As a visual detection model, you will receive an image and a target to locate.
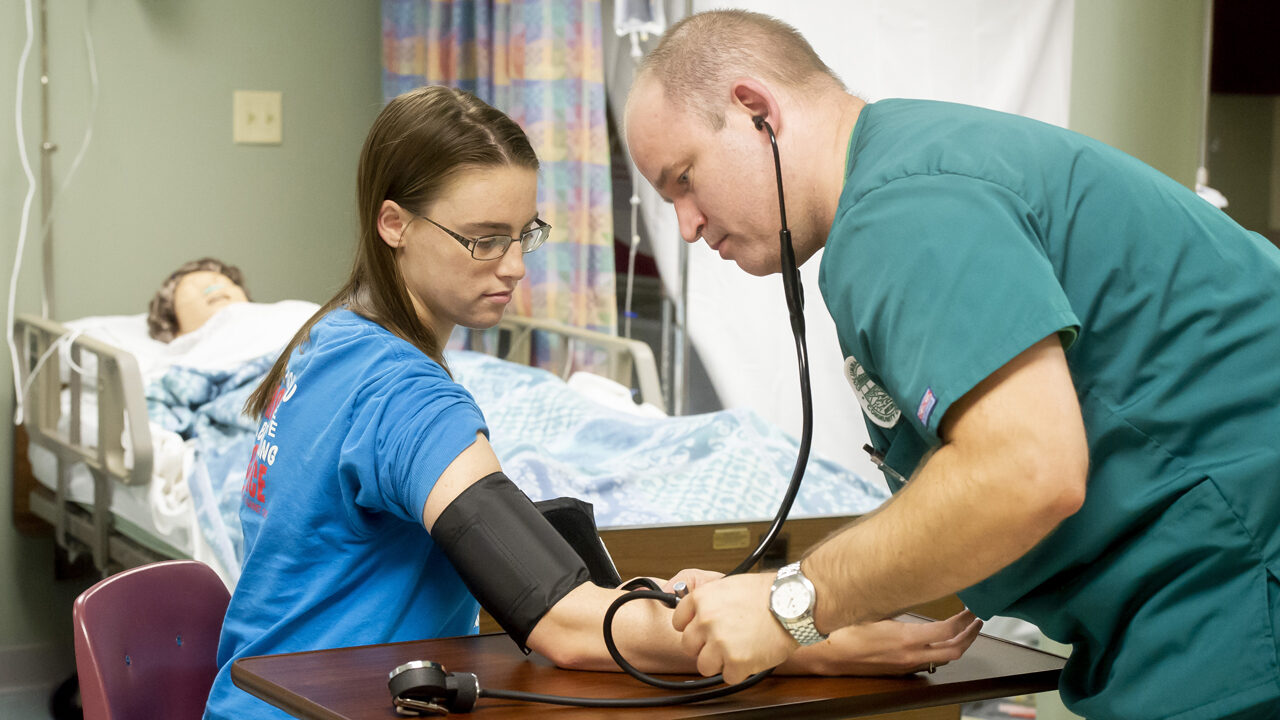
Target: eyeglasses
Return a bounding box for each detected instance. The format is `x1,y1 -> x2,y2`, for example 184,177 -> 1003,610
412,213 -> 551,261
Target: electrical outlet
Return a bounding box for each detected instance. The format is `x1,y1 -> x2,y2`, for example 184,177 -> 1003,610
233,90 -> 283,145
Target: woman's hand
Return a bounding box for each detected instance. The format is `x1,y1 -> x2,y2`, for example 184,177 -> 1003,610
785,610 -> 983,676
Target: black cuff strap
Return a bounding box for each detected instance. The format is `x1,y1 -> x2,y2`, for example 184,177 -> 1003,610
431,471 -> 591,652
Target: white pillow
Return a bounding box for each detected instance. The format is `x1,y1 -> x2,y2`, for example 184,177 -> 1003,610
159,300 -> 320,374
566,371 -> 666,418
60,313 -> 169,383
61,300 -> 320,383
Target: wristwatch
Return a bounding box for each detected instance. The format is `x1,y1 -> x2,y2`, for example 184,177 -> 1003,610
769,562 -> 828,646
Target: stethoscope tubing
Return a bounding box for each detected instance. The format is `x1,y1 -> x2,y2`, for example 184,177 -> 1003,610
595,115 -> 811,701
412,116 -> 813,712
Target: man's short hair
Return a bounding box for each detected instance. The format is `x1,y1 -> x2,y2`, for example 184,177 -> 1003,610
634,9 -> 844,130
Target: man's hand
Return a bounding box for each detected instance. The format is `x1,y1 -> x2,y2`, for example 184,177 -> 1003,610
618,568 -> 725,594
661,568 -> 725,594
671,572 -> 793,683
788,611 -> 982,676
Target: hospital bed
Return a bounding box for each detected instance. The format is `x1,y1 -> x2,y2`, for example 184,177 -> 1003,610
13,305 -> 953,617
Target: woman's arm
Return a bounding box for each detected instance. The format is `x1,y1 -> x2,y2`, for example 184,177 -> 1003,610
421,432 -> 503,530
422,434 -> 693,671
424,434 -> 981,675
526,577 -> 981,675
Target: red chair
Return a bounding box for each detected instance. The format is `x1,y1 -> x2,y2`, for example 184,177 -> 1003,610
73,560 -> 230,720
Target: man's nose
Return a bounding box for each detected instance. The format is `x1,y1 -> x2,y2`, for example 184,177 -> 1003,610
674,196 -> 706,244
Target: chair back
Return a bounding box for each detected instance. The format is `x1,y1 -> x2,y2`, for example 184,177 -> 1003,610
73,560 -> 230,720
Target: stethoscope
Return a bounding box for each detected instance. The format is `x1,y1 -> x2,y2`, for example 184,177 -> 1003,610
388,115 -> 813,715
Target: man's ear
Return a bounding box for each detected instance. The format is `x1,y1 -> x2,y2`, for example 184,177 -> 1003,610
729,77 -> 782,135
377,200 -> 408,248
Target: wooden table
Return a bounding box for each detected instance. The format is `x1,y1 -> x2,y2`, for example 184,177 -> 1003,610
232,629 -> 1064,719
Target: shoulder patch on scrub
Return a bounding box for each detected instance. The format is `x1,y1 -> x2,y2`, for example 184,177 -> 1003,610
843,355 -> 902,428
917,387 -> 937,427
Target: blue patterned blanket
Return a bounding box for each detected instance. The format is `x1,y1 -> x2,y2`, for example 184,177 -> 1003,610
146,355 -> 276,581
144,350 -> 889,581
449,352 -> 888,526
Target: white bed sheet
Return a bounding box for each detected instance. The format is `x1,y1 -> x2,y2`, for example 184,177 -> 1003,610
27,438 -> 207,569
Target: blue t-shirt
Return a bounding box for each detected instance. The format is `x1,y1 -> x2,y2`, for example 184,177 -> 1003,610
821,99 -> 1280,719
204,309 -> 487,720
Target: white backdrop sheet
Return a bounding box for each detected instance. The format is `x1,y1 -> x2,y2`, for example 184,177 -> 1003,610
604,1 -> 1074,485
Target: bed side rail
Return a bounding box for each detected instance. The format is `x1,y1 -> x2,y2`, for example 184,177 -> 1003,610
15,311 -> 157,568
14,313 -> 155,571
495,316 -> 665,413
15,313 -> 153,484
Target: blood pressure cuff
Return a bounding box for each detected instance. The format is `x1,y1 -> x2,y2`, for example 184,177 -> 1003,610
431,471 -> 592,652
533,496 -> 622,589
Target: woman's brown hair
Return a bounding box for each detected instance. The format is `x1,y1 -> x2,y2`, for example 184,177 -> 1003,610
245,86 -> 539,419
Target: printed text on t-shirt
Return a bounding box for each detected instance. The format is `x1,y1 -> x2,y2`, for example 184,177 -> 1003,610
242,370 -> 298,515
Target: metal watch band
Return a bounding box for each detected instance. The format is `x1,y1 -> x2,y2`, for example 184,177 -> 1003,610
784,617 -> 827,646
777,562 -> 802,580
773,562 -> 827,646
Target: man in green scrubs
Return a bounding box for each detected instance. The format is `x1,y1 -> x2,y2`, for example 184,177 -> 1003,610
625,10 -> 1280,720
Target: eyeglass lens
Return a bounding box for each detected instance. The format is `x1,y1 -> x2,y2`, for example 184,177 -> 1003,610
471,224 -> 548,260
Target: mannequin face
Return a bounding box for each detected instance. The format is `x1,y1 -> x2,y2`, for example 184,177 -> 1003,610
172,270 -> 248,337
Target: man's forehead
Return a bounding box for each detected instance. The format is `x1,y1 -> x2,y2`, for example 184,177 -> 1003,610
625,77 -> 693,135
626,85 -> 691,175
625,74 -> 667,115
629,74 -> 725,126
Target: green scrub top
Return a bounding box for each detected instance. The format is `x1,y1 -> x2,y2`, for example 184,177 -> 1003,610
820,99 -> 1280,720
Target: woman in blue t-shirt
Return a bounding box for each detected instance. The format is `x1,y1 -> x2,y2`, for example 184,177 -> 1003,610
203,85 -> 981,719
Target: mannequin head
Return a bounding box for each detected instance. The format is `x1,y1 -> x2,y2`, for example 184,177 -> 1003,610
147,258 -> 250,342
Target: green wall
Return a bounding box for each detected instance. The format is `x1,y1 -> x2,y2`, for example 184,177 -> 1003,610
1069,0 -> 1208,186
1207,94 -> 1278,241
1,0 -> 73,681
1,0 -> 381,684
43,1 -> 384,316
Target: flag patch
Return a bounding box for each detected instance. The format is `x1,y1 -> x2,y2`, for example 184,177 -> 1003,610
917,387 -> 937,426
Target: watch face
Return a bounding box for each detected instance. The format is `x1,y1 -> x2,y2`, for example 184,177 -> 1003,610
771,579 -> 811,620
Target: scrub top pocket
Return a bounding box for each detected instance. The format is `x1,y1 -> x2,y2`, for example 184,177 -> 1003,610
1061,476 -> 1280,720
869,422 -> 933,492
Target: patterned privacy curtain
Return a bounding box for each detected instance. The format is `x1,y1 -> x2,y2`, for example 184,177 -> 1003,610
382,0 -> 617,338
